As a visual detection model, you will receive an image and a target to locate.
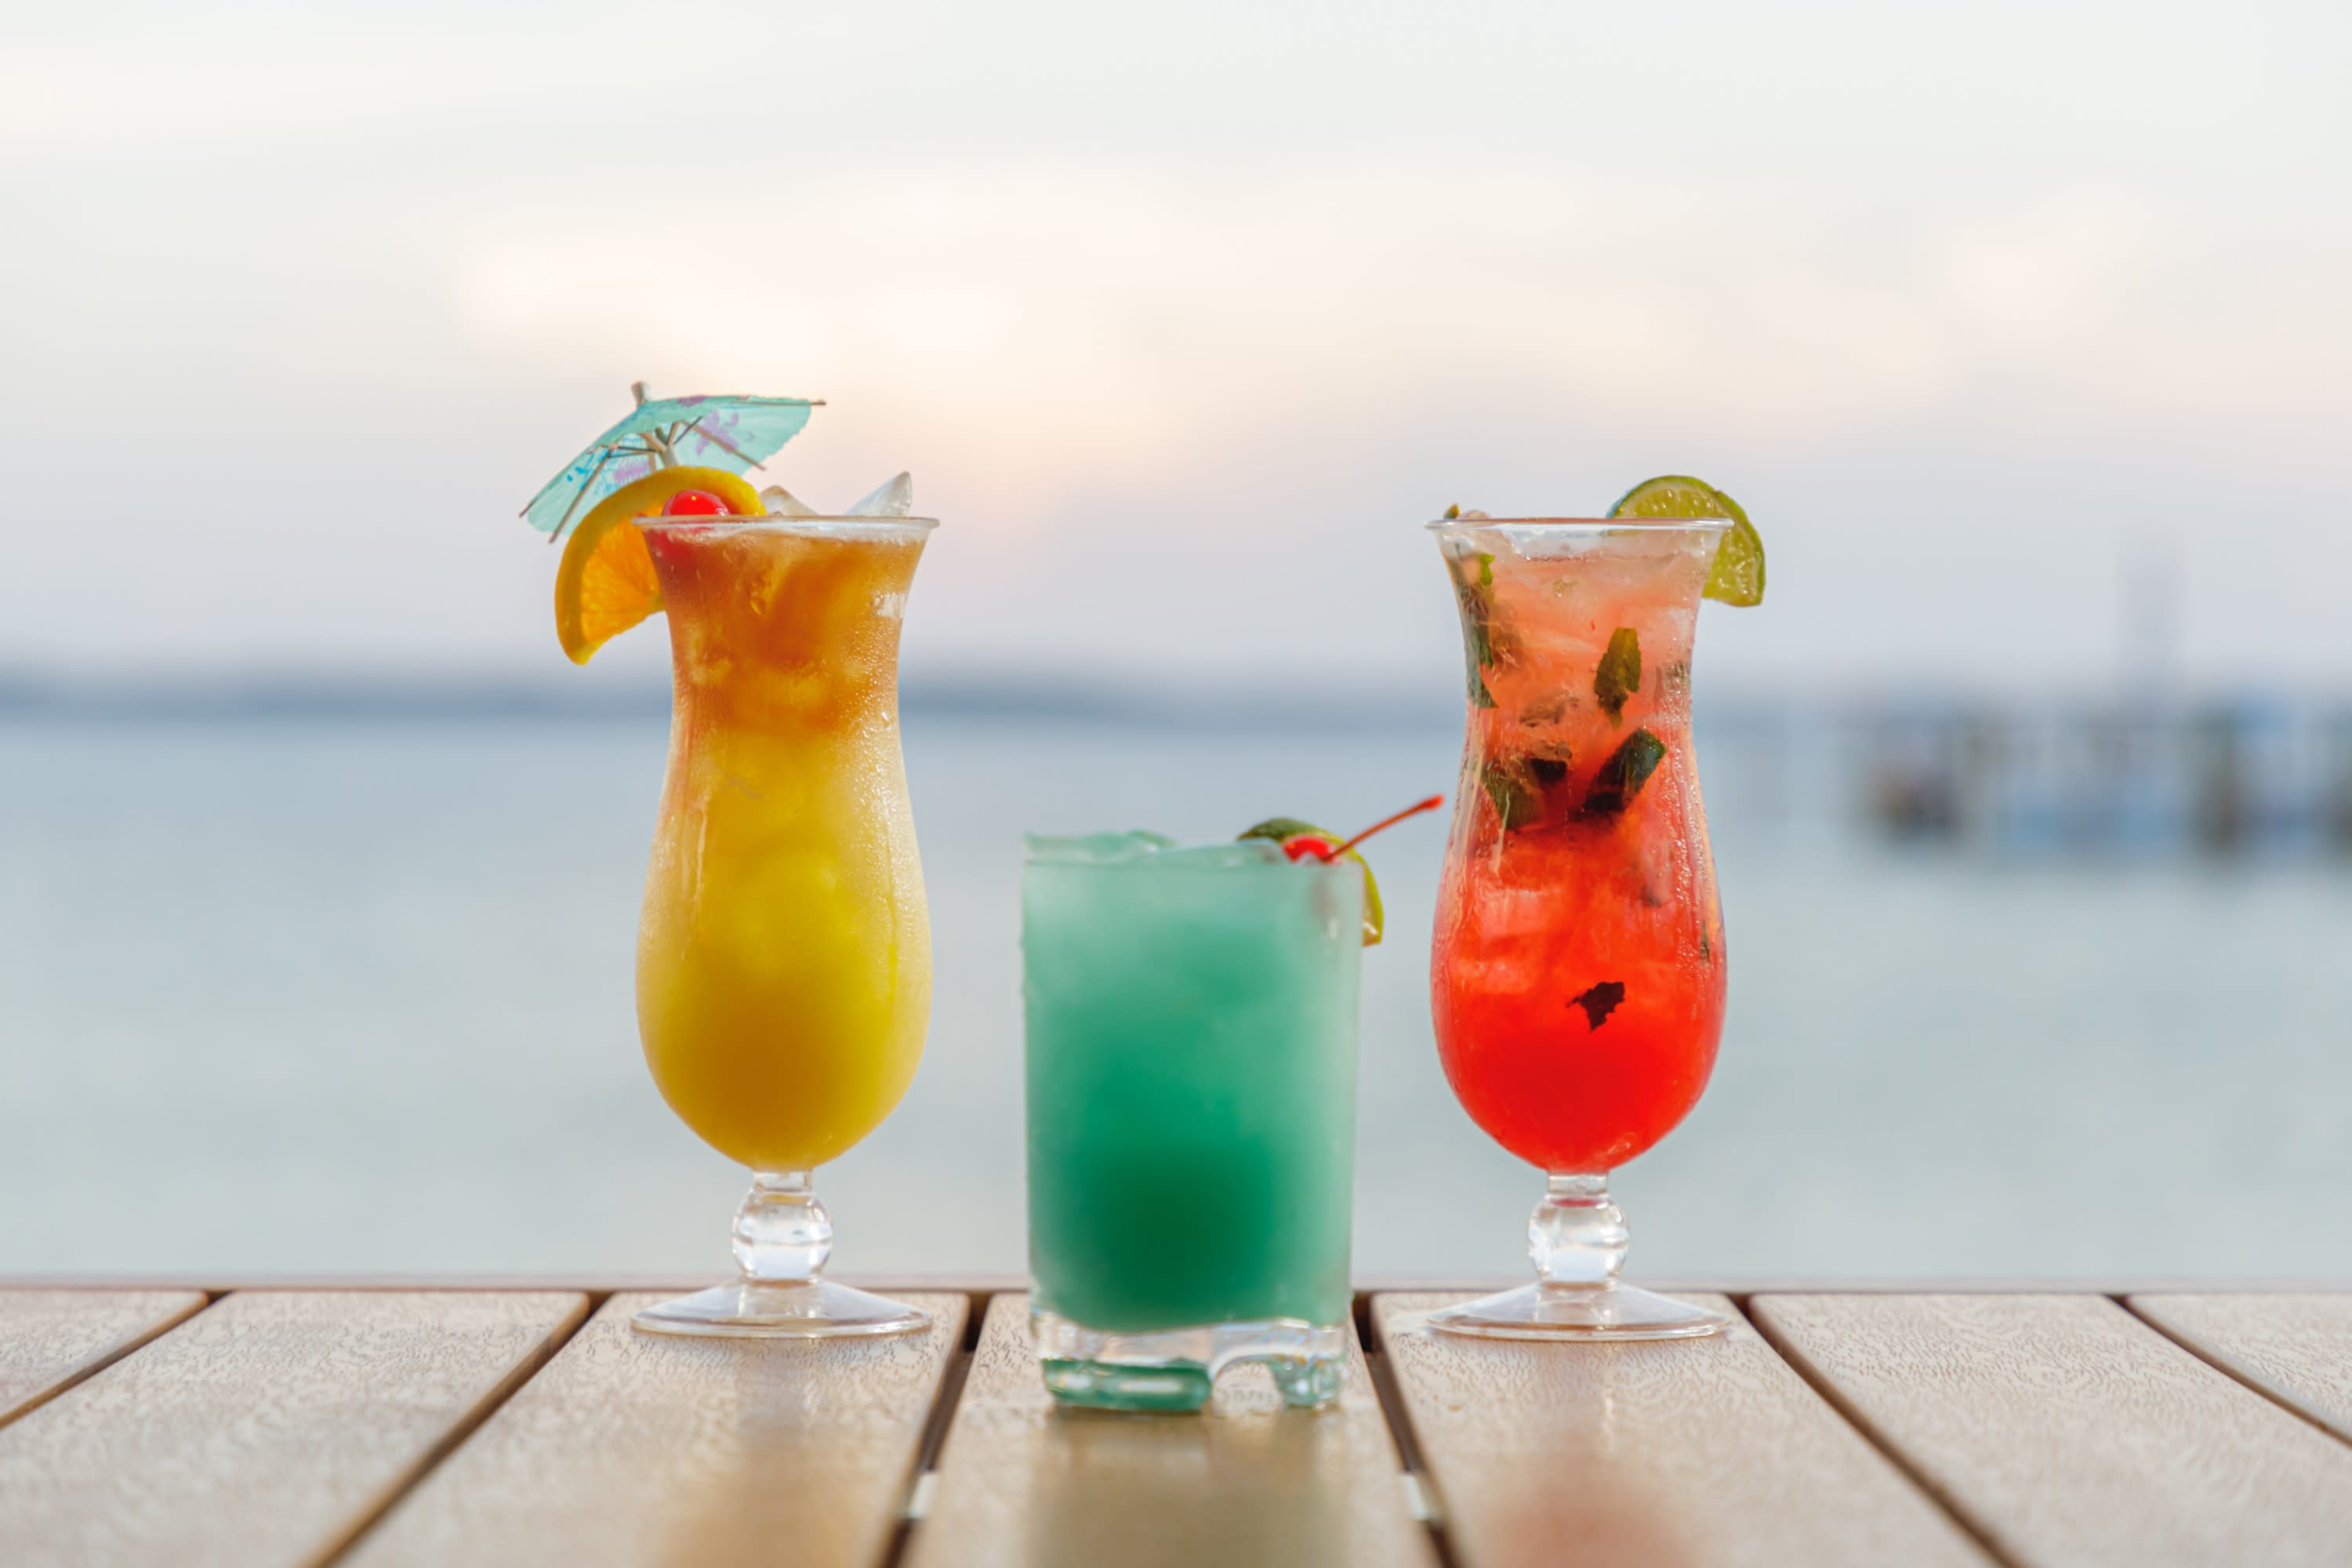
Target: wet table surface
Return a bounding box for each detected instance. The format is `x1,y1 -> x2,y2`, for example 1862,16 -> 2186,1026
2,1282 -> 2349,1566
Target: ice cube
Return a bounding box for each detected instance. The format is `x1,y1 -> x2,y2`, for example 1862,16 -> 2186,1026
1149,840 -> 1287,869
1025,831 -> 1179,865
761,485 -> 818,517
846,472 -> 913,517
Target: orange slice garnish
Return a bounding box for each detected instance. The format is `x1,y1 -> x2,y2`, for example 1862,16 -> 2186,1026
554,466 -> 763,663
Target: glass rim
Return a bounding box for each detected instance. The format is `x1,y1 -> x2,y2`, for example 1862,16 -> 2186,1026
633,515 -> 939,535
1425,516 -> 1730,535
1022,838 -> 1362,874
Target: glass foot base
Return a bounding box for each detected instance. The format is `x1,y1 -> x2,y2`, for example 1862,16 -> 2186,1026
1428,1281 -> 1729,1341
632,1279 -> 931,1339
1030,1306 -> 1346,1411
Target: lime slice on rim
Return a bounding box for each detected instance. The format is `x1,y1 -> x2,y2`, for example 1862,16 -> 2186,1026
1236,817 -> 1386,947
1608,475 -> 1766,607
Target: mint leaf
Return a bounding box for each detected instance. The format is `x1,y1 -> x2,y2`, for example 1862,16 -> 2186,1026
1461,612 -> 1497,706
1528,755 -> 1569,788
1582,728 -> 1666,816
1449,554 -> 1504,707
1449,555 -> 1502,668
1569,981 -> 1625,1028
1479,759 -> 1543,831
1594,627 -> 1641,725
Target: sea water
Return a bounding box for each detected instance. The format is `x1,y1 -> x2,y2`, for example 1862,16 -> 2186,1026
2,710 -> 2350,1283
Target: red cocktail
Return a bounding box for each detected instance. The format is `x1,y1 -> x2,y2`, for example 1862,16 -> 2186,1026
1428,514 -> 1732,1339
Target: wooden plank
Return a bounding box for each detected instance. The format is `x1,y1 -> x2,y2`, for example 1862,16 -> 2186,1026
1373,1292 -> 1988,1567
2129,1293 -> 2352,1444
0,1289 -> 586,1567
1750,1293 -> 2352,1568
905,1293 -> 1436,1568
0,1289 -> 205,1428
347,1291 -> 967,1568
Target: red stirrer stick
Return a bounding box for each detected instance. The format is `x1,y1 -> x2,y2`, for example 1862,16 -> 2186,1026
1330,794 -> 1446,858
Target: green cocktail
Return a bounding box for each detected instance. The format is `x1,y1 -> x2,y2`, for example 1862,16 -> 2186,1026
1022,832 -> 1366,1411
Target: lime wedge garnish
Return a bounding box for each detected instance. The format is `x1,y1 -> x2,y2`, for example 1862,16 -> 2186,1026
1236,818 -> 1385,946
1607,475 -> 1765,607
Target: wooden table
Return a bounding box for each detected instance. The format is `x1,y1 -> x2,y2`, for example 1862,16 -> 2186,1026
4,1283 -> 2350,1566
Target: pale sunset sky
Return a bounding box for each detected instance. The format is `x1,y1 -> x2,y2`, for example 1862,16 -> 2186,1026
4,0 -> 2348,699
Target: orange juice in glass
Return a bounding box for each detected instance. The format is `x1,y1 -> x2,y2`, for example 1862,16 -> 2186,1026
630,511 -> 937,1337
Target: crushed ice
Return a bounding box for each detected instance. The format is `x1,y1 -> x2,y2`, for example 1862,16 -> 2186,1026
760,473 -> 916,518
1023,832 -> 1287,869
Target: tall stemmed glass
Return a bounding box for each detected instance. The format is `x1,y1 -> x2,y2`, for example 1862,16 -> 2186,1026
630,514 -> 937,1337
1428,517 -> 1731,1339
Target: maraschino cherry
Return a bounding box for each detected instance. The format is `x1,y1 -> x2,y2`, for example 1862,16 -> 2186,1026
1237,794 -> 1443,948
664,488 -> 735,517
1282,795 -> 1446,863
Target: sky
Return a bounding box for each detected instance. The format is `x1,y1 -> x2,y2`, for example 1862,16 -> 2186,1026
4,0 -> 2350,700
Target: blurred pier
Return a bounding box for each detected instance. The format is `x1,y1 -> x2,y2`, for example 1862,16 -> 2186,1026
1851,698 -> 2352,859
6,670 -> 2349,863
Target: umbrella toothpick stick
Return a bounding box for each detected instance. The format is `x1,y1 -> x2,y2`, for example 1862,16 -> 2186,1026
546,445 -> 621,542
693,424 -> 768,472
630,382 -> 678,470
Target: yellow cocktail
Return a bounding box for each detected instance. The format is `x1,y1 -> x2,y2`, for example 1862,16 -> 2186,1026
630,511 -> 938,1338
525,390 -> 935,1336
637,519 -> 931,1169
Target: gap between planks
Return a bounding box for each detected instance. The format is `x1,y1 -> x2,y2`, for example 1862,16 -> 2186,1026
1725,1287 -> 2352,1460
322,1288 -> 964,1568
895,1294 -> 1438,1568
0,1284 -> 2083,1568
0,1284 -> 2028,1568
877,1290 -> 989,1567
316,1284 -> 982,1568
1747,1292 -> 2352,1568
2120,1294 -> 2352,1451
1377,1292 -> 2004,1568
315,1292 -> 604,1565
58,1283 -> 2350,1568
877,1290 -> 1451,1568
1734,1298 -> 2025,1567
0,1288 -> 214,1439
0,1290 -> 216,1436
339,1288 -> 997,1568
1356,1294 -> 1463,1568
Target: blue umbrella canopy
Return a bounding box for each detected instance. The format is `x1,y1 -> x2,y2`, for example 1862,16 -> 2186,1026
521,384 -> 822,539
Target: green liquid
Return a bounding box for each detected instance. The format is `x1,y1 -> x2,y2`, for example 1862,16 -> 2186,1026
1023,841 -> 1363,1332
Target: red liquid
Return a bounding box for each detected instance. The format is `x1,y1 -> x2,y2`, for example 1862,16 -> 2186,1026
1431,528 -> 1727,1174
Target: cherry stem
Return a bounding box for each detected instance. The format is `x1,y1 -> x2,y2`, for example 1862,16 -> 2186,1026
1330,794 -> 1445,858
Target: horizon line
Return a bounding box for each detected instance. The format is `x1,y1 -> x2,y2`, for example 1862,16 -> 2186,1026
1,670 -> 2347,730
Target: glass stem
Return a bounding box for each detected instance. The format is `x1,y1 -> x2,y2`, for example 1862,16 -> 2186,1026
731,1170 -> 831,1287
1530,1172 -> 1629,1290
